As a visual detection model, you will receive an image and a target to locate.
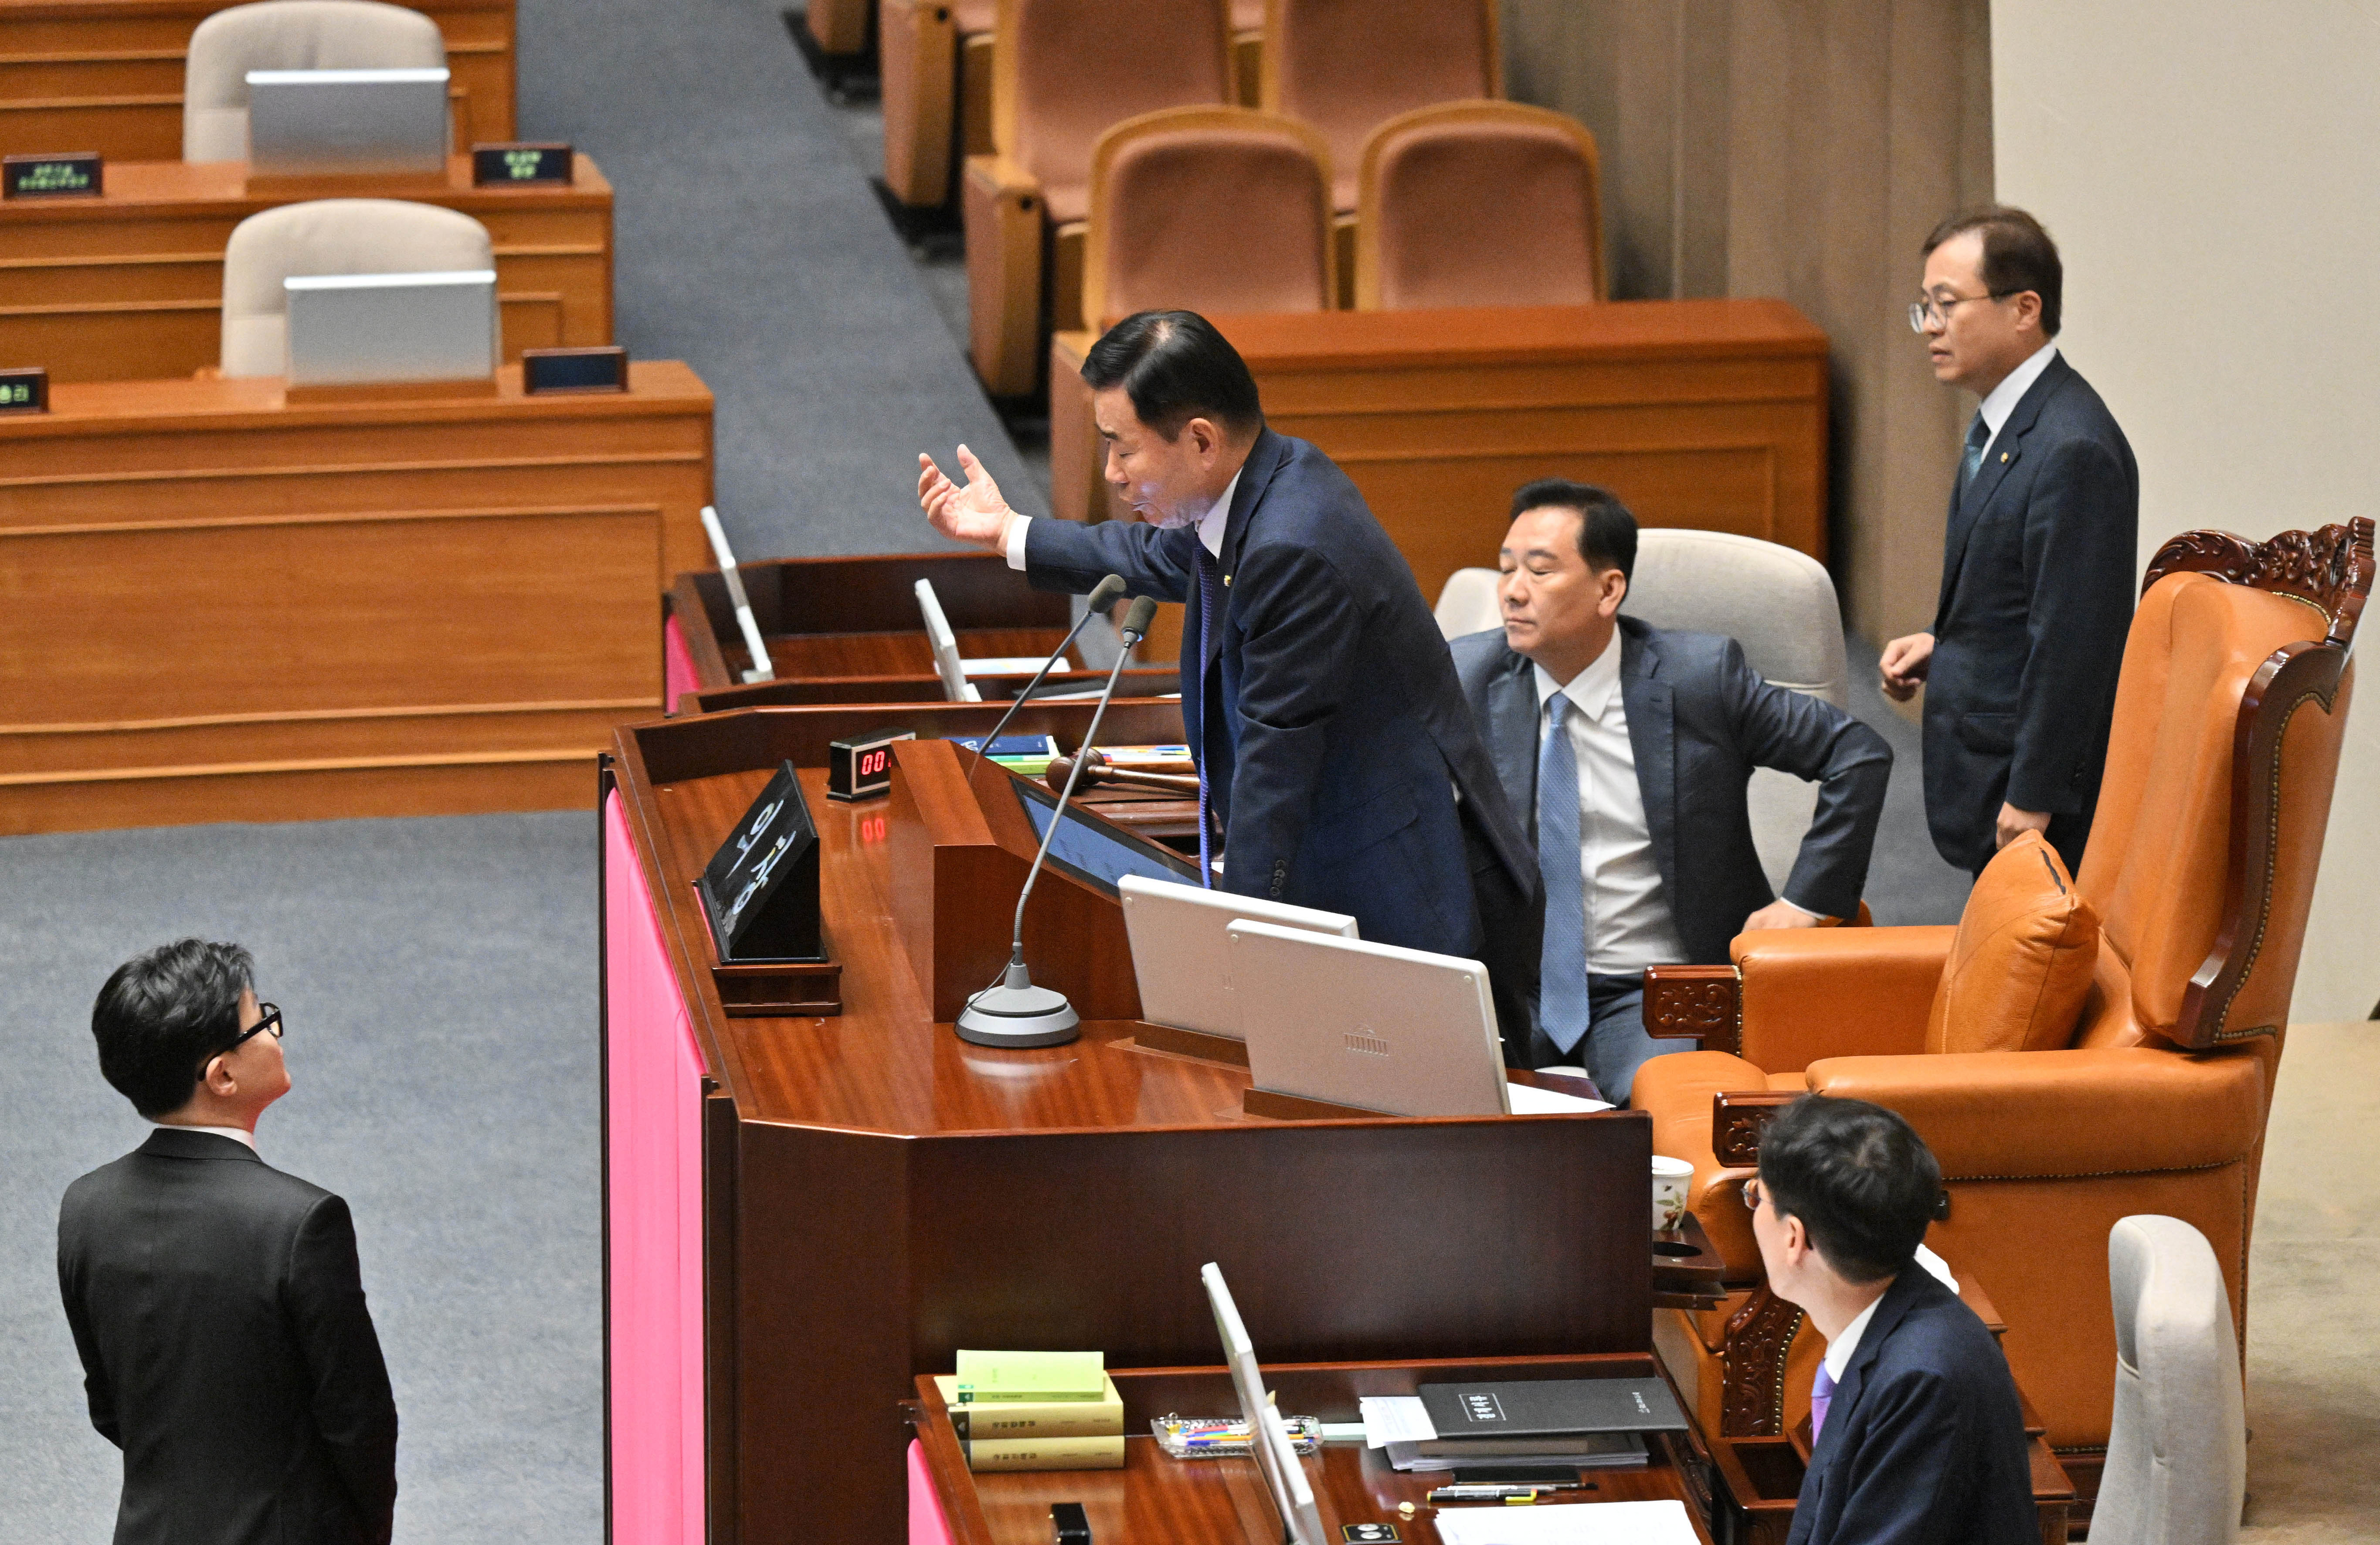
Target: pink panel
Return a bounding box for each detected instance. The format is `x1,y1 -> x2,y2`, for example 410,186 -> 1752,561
605,792 -> 707,1545
907,1439 -> 957,1545
663,614 -> 703,716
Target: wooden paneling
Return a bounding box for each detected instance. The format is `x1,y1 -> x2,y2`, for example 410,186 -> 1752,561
0,360 -> 712,832
0,0 -> 515,159
0,154 -> 611,380
1052,300 -> 1827,611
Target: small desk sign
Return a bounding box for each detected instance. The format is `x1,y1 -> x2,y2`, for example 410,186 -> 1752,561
521,345 -> 628,394
698,761 -> 824,963
0,366 -> 48,415
471,141 -> 573,186
3,152 -> 102,198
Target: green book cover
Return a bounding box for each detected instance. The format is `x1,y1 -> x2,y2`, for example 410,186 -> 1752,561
951,1349 -> 1106,1403
934,1375 -> 1123,1439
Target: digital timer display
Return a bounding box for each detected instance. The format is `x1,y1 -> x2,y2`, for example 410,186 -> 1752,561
828,728 -> 916,803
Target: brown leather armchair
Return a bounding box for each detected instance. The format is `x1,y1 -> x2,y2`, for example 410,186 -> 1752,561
1633,519 -> 2371,1512
1261,0 -> 1500,299
962,0 -> 1233,396
1352,99 -> 1605,311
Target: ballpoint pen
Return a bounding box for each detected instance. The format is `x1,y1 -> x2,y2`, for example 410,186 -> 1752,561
1425,1483 -> 1583,1502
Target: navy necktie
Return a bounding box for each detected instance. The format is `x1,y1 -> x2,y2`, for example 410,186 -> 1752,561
1961,412 -> 1990,490
1194,544 -> 1222,888
1536,694 -> 1590,1054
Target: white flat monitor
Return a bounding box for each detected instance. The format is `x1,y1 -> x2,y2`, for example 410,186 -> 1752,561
1119,875 -> 1356,1039
1226,921 -> 1608,1117
245,67 -> 450,177
283,269 -> 496,387
913,578 -> 980,703
1200,1264 -> 1326,1545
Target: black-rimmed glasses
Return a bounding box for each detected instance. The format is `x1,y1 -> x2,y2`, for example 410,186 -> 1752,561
219,1002 -> 283,1059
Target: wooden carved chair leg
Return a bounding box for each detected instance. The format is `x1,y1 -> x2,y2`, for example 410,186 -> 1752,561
1718,1284 -> 1805,1438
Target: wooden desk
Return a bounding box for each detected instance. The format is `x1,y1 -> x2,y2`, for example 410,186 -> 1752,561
910,1360 -> 1719,1545
0,361 -> 712,833
604,707 -> 1656,1544
0,0 -> 515,159
0,153 -> 612,380
1051,301 -> 1828,659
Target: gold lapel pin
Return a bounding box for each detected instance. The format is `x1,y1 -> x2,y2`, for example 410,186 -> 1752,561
1223,574 -> 1232,586
1999,452 -> 2010,462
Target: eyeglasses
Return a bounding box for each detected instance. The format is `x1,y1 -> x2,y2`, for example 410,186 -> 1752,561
215,1002 -> 284,1063
1907,289 -> 2018,333
1742,1177 -> 1763,1213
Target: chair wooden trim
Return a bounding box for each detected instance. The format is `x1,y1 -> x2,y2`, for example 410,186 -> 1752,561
1081,105 -> 1334,330
1645,516 -> 2375,1054
1256,0 -> 1502,112
1351,98 -> 1606,310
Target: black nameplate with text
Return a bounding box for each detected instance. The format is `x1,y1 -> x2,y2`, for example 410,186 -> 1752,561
3,152 -> 102,199
471,141 -> 574,186
0,366 -> 48,415
521,345 -> 628,394
697,761 -> 824,963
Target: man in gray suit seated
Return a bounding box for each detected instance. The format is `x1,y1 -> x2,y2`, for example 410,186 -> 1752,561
1451,481 -> 1893,1101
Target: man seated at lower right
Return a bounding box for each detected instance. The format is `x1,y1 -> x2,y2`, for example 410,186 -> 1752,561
1749,1093 -> 2035,1545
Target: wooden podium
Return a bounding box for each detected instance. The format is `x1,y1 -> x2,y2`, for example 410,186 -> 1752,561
604,703 -> 1659,1545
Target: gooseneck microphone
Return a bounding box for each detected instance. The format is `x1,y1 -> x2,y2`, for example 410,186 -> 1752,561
966,573 -> 1129,783
955,596 -> 1160,1049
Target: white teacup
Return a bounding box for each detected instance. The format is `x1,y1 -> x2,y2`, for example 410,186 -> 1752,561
1652,1155 -> 1695,1233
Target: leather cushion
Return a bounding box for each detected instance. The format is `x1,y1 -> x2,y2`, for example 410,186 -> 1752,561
1926,831 -> 2100,1054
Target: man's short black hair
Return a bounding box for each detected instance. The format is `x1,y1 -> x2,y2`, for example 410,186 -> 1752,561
1509,478 -> 1638,584
1081,310 -> 1264,441
1922,205 -> 2063,337
92,939 -> 255,1118
1758,1094 -> 1941,1284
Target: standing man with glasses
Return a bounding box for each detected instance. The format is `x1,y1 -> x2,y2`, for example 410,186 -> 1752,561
60,940 -> 399,1545
1880,206 -> 2138,878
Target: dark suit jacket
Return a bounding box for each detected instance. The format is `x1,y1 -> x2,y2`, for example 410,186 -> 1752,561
1786,1267 -> 2036,1545
58,1127 -> 399,1545
1450,619 -> 1891,980
1026,428 -> 1542,1030
1925,352 -> 2138,875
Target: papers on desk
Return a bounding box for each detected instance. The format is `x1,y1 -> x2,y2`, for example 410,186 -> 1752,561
1506,1080 -> 1614,1115
1359,1395 -> 1437,1447
1432,1499 -> 1699,1545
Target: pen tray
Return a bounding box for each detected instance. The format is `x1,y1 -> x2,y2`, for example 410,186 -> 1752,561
1153,1414 -> 1323,1458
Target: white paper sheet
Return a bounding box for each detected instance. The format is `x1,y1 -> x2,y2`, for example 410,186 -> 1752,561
1505,1081 -> 1614,1114
1357,1394 -> 1436,1447
1432,1498 -> 1699,1544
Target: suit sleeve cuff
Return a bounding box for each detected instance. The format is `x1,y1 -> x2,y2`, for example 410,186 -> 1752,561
1004,515 -> 1032,571
1776,895 -> 1828,922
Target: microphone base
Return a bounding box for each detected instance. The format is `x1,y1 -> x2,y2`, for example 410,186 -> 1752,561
955,971 -> 1082,1049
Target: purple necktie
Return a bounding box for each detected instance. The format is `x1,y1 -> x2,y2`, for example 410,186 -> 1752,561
1809,1362 -> 1836,1444
1194,544 -> 1221,888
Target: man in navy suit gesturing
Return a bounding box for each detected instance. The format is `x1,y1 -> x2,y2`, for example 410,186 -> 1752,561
1750,1095 -> 2034,1545
918,310 -> 1540,1029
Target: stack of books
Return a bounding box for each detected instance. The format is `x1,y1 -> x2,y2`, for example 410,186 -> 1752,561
1386,1377 -> 1688,1473
942,1350 -> 1124,1472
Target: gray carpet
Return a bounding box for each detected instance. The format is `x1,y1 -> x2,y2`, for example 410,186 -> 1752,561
0,814 -> 599,1545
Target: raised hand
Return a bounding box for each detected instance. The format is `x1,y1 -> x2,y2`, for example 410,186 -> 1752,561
917,444 -> 1017,550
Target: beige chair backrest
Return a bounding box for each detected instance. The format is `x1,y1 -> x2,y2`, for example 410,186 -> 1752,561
2095,1215 -> 2245,1545
1084,106 -> 1333,328
1435,528 -> 1846,891
184,0 -> 447,163
219,199 -> 493,377
1262,0 -> 1499,211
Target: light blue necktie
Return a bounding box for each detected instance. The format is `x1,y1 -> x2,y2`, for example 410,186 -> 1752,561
1810,1361 -> 1836,1444
1536,694 -> 1590,1054
1961,412 -> 1990,490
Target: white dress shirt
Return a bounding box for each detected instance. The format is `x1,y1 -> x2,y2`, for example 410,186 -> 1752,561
1003,468 -> 1241,569
1534,637 -> 1691,973
1976,341 -> 2058,457
155,1121 -> 256,1151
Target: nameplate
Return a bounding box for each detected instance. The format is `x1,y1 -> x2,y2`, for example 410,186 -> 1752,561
0,366 -> 49,415
471,141 -> 574,186
521,345 -> 629,394
2,152 -> 102,198
698,761 -> 825,963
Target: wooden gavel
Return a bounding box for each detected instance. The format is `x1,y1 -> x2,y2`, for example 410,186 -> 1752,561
1044,749 -> 1200,796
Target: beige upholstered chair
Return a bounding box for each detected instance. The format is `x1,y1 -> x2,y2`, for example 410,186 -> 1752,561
1433,529 -> 1844,889
1263,0 -> 1498,214
2096,1215 -> 2246,1545
219,199 -> 493,377
184,0 -> 447,164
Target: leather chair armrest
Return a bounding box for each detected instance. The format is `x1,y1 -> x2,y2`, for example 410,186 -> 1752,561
881,0 -> 960,207
962,155 -> 1047,395
1734,925 -> 1953,1072
1801,1046 -> 2267,1177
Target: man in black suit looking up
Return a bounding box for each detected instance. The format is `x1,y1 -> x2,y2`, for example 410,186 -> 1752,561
1750,1095 -> 2034,1545
1450,484 -> 1890,1099
58,940 -> 399,1545
1880,206 -> 2138,878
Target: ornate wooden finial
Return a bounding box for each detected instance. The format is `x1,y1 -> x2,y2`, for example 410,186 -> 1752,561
2142,516 -> 2374,647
